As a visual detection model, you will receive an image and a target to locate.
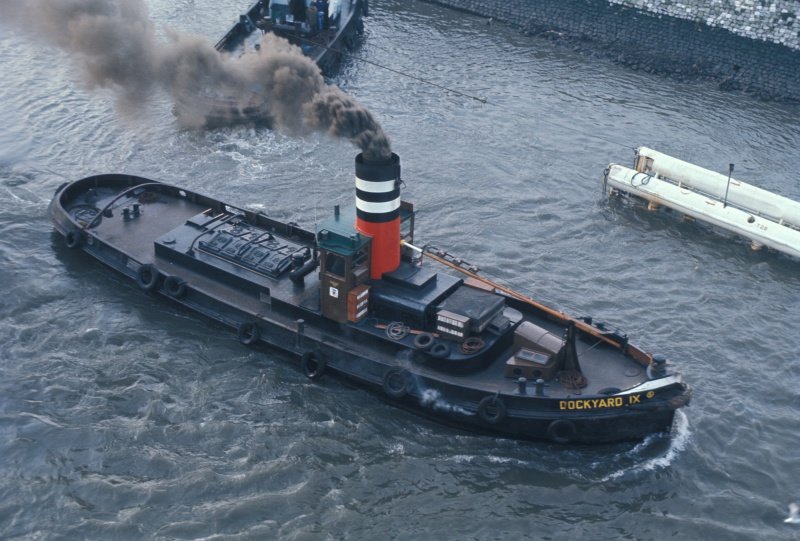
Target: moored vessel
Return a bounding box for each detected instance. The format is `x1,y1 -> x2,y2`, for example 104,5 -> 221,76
217,0 -> 366,73
174,0 -> 366,126
49,152 -> 690,444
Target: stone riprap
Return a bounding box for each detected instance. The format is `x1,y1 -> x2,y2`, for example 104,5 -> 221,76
611,1 -> 799,51
419,0 -> 800,101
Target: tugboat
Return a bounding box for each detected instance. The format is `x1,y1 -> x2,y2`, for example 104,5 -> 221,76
217,0 -> 366,74
173,0 -> 367,126
49,152 -> 690,444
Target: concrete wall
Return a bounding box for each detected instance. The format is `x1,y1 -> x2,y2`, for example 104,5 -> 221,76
419,0 -> 800,101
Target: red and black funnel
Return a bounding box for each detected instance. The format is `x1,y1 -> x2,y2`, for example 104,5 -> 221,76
354,152 -> 401,279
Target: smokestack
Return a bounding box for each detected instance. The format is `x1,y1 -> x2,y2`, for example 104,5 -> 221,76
0,0 -> 392,154
355,152 -> 401,279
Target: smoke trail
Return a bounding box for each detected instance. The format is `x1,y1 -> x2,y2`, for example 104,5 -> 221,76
0,0 -> 391,160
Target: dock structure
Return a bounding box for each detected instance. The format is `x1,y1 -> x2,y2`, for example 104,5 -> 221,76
604,147 -> 800,259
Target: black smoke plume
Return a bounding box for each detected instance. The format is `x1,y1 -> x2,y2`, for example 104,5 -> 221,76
0,0 -> 391,160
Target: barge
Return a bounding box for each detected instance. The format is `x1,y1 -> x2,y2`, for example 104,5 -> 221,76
605,147 -> 800,258
50,152 -> 690,444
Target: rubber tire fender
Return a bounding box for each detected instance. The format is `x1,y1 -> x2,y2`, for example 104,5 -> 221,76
164,275 -> 187,298
413,332 -> 435,351
237,321 -> 260,346
547,419 -> 577,444
65,230 -> 83,249
302,351 -> 326,380
136,264 -> 160,291
477,395 -> 506,424
383,368 -> 410,399
428,341 -> 450,359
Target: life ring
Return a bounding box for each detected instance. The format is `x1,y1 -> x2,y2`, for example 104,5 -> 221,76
383,368 -> 410,398
136,264 -> 160,291
413,332 -> 435,351
477,395 -> 506,424
164,276 -> 187,298
302,351 -> 326,379
547,419 -> 577,444
65,230 -> 82,249
237,321 -> 260,345
428,341 -> 450,359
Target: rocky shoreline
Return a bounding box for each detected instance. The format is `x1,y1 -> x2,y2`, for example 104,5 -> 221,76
419,0 -> 800,102
609,0 -> 799,51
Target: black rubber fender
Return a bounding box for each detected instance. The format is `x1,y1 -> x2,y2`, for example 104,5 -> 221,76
428,341 -> 450,359
302,351 -> 326,380
477,395 -> 506,424
136,263 -> 160,291
383,368 -> 410,398
237,321 -> 260,346
547,419 -> 577,444
65,230 -> 83,249
413,332 -> 435,351
164,275 -> 187,298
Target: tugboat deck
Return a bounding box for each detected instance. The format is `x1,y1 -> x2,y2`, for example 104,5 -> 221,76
76,182 -> 650,399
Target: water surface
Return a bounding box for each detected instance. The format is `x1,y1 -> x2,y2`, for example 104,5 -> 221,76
1,1 -> 799,539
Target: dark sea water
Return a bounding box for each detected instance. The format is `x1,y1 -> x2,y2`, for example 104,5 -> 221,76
1,1 -> 799,539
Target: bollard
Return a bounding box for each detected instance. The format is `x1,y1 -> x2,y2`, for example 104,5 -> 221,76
647,354 -> 667,379
535,378 -> 546,396
516,377 -> 527,395
295,318 -> 305,349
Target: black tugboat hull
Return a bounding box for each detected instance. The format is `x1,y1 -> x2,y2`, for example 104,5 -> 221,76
49,173 -> 690,445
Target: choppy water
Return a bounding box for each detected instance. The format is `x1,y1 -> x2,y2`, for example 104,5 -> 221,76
1,1 -> 799,539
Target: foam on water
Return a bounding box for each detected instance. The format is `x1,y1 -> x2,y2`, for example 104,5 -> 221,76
599,409 -> 692,482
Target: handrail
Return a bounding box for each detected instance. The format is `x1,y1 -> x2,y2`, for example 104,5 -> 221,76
81,182 -> 164,230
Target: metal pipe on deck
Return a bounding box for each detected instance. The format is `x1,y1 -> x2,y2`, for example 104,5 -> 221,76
605,148 -> 800,259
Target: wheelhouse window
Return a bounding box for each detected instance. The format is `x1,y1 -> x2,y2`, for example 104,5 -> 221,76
325,252 -> 346,278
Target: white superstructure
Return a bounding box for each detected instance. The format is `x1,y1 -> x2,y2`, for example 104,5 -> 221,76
604,147 -> 800,258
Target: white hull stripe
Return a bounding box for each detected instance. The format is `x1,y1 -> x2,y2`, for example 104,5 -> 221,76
356,197 -> 401,214
356,177 -> 396,193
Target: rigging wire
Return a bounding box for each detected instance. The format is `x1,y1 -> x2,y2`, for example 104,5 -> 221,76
294,34 -> 488,103
297,34 -> 637,151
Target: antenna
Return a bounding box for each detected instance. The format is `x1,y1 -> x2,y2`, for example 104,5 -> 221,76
723,163 -> 734,208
